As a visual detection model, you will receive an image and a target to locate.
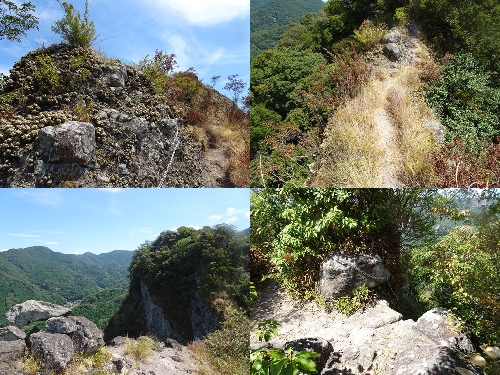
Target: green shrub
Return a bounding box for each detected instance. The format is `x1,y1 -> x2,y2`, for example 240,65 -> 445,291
52,0 -> 97,48
353,20 -> 387,51
124,336 -> 155,363
72,97 -> 93,121
393,7 -> 408,26
34,55 -> 61,94
426,53 -> 500,151
68,53 -> 91,88
333,284 -> 371,316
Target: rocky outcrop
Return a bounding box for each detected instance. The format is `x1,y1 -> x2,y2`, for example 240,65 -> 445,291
318,253 -> 390,297
0,339 -> 26,362
29,332 -> 74,373
0,326 -> 26,341
381,28 -> 418,64
140,282 -> 182,342
47,316 -> 104,353
251,281 -> 483,375
0,43 -> 247,187
416,308 -> 477,353
6,300 -> 71,328
38,121 -> 96,166
190,291 -> 219,339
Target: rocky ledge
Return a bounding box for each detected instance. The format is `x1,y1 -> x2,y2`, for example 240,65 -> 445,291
251,281 -> 483,375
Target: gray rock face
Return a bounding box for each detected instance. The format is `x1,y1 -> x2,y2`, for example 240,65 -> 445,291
354,300 -> 403,329
29,331 -> 74,373
129,117 -> 149,140
6,300 -> 71,328
140,282 -> 182,342
383,43 -> 402,61
382,29 -> 403,44
416,308 -> 477,353
392,345 -> 482,375
67,316 -> 104,353
46,316 -> 77,334
0,326 -> 26,341
190,291 -> 219,339
104,65 -> 127,88
38,121 -> 96,166
0,339 -> 26,362
318,253 -> 390,297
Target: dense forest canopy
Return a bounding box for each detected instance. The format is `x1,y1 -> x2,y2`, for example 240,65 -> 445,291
250,0 -> 500,187
251,188 -> 500,346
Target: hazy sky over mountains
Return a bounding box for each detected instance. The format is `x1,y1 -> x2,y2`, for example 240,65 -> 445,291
0,188 -> 250,254
0,0 -> 249,95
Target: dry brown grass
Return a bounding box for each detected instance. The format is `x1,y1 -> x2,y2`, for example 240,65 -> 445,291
311,81 -> 386,187
385,67 -> 437,186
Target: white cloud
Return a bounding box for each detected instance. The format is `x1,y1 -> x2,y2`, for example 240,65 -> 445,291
0,249 -> 8,252
208,215 -> 223,221
226,207 -> 242,216
143,0 -> 248,26
7,233 -> 41,238
245,210 -> 250,218
226,217 -> 238,224
14,190 -> 62,206
43,241 -> 59,245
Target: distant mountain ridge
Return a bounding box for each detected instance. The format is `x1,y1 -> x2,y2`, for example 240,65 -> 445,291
0,246 -> 133,325
251,0 -> 325,59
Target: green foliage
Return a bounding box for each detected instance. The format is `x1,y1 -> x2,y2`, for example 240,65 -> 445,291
393,7 -> 407,26
251,47 -> 326,117
138,50 -> 177,94
72,97 -> 93,121
333,284 -> 371,315
170,70 -> 203,104
0,0 -> 38,42
197,309 -> 250,375
250,104 -> 281,154
426,53 -> 500,151
404,218 -> 500,345
72,288 -> 128,329
250,320 -> 318,375
34,55 -> 61,94
251,188 -> 443,294
352,20 -> 387,51
68,53 -> 91,88
52,0 -> 97,48
124,336 -> 155,363
250,0 -> 325,59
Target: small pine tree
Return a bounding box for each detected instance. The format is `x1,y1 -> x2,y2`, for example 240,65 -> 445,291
51,0 -> 96,48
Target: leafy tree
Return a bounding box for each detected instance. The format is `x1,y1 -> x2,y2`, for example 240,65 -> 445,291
224,74 -> 247,107
0,0 -> 38,42
52,0 -> 97,48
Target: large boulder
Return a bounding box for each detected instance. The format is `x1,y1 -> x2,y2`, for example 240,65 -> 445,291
38,121 -> 96,166
0,339 -> 26,362
318,253 -> 390,297
391,345 -> 483,375
382,29 -> 403,44
29,332 -> 74,373
103,65 -> 127,88
0,326 -> 26,341
46,316 -> 77,334
67,316 -> 104,353
351,300 -> 402,329
383,43 -> 402,61
6,300 -> 71,328
416,308 -> 477,353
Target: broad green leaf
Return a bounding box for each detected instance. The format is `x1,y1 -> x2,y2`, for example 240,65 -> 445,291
271,358 -> 288,374
295,356 -> 318,373
284,362 -> 298,375
268,348 -> 287,360
466,353 -> 487,366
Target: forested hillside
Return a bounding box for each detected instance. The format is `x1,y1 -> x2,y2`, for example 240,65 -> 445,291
251,188 -> 500,360
0,246 -> 132,326
250,0 -> 324,60
250,0 -> 500,187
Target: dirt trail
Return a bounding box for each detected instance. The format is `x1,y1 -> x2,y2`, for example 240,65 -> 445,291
372,74 -> 402,187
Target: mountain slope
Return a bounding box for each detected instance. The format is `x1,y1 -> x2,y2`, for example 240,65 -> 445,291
251,0 -> 325,59
0,246 -> 133,325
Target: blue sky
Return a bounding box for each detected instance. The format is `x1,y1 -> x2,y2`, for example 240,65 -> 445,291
0,0 -> 249,96
0,188 -> 250,254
